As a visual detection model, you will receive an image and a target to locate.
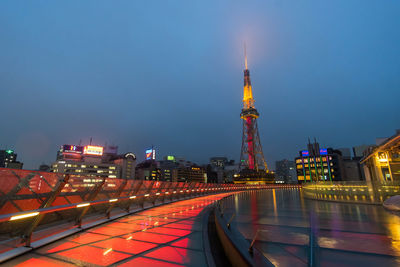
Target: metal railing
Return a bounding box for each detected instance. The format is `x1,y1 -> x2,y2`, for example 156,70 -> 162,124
302,181 -> 400,204
0,168 -> 274,261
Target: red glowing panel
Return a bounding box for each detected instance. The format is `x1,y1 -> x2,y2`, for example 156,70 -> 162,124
170,236 -> 204,250
106,222 -> 145,231
69,232 -> 108,244
92,237 -> 157,254
147,227 -> 191,237
15,258 -> 73,267
57,245 -> 131,266
45,241 -> 81,253
123,232 -> 180,244
143,246 -> 205,265
163,223 -> 194,230
88,226 -> 133,236
119,257 -> 184,267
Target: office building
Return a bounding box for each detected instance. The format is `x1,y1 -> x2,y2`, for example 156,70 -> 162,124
0,149 -> 23,169
295,139 -> 364,183
51,144 -> 136,180
275,159 -> 297,184
136,154 -> 206,183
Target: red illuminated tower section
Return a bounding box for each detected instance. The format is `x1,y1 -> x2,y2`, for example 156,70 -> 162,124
237,50 -> 274,184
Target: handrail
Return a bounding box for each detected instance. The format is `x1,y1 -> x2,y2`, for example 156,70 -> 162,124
248,229 -> 268,254
213,194 -> 275,267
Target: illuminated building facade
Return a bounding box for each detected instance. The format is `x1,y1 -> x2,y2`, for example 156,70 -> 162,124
295,140 -> 364,183
235,49 -> 274,184
361,130 -> 400,182
295,147 -> 341,183
177,165 -> 206,183
51,144 -> 136,180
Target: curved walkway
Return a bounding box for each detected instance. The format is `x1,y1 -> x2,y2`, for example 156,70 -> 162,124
5,193 -> 234,267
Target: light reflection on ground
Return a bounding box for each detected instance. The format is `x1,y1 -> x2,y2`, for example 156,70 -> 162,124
220,189 -> 400,267
6,193 -> 233,267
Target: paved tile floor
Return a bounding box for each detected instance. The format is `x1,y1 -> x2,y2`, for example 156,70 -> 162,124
6,193 -> 233,267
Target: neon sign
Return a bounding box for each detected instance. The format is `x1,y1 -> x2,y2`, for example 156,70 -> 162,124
301,150 -> 309,157
84,145 -> 103,156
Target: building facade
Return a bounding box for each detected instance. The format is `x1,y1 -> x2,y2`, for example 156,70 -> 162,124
361,130 -> 400,182
275,159 -> 297,184
0,149 -> 23,169
296,140 -> 364,183
51,144 -> 136,180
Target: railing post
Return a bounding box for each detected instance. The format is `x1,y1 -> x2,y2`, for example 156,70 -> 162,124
226,213 -> 235,229
142,181 -> 155,208
75,177 -> 106,228
105,179 -> 127,219
22,174 -> 70,247
248,229 -> 259,255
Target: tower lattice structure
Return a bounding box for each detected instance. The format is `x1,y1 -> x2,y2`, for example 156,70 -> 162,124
239,52 -> 269,173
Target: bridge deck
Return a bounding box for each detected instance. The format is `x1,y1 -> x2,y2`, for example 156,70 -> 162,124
6,193 -> 233,267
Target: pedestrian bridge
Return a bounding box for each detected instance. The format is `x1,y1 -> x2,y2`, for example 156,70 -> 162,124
0,168 -> 281,265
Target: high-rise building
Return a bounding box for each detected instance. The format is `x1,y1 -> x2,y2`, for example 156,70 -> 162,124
208,157 -> 238,183
275,159 -> 297,184
210,157 -> 228,168
51,144 -> 136,180
0,149 -> 23,169
234,48 -> 274,184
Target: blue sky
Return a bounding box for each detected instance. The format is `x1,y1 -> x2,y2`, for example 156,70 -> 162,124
1,1 -> 399,169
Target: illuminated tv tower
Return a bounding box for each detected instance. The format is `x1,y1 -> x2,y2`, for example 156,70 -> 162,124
239,46 -> 269,174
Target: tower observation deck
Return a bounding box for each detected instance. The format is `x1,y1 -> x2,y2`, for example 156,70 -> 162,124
235,48 -> 275,184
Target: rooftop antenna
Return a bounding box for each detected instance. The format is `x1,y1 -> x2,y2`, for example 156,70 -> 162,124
90,137 -> 92,145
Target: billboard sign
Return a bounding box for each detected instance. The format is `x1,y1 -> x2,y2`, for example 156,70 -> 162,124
146,149 -> 156,160
301,150 -> 309,157
320,148 -> 328,155
84,145 -> 103,156
62,145 -> 84,154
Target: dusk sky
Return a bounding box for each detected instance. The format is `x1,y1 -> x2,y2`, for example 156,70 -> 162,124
1,1 -> 399,170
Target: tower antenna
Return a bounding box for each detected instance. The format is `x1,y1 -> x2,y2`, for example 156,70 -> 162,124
244,42 -> 248,70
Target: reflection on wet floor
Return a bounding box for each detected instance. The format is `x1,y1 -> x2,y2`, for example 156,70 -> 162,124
6,193 -> 233,267
221,189 -> 400,267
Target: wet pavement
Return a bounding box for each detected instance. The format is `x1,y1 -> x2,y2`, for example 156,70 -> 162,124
220,188 -> 400,267
6,193 -> 233,267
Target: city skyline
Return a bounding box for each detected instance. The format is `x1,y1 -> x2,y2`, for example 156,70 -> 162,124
1,1 -> 400,169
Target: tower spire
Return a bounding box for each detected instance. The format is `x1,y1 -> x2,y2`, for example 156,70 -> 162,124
244,43 -> 248,70
243,45 -> 254,109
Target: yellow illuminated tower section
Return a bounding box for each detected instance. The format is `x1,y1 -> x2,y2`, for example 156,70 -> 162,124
236,46 -> 274,184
